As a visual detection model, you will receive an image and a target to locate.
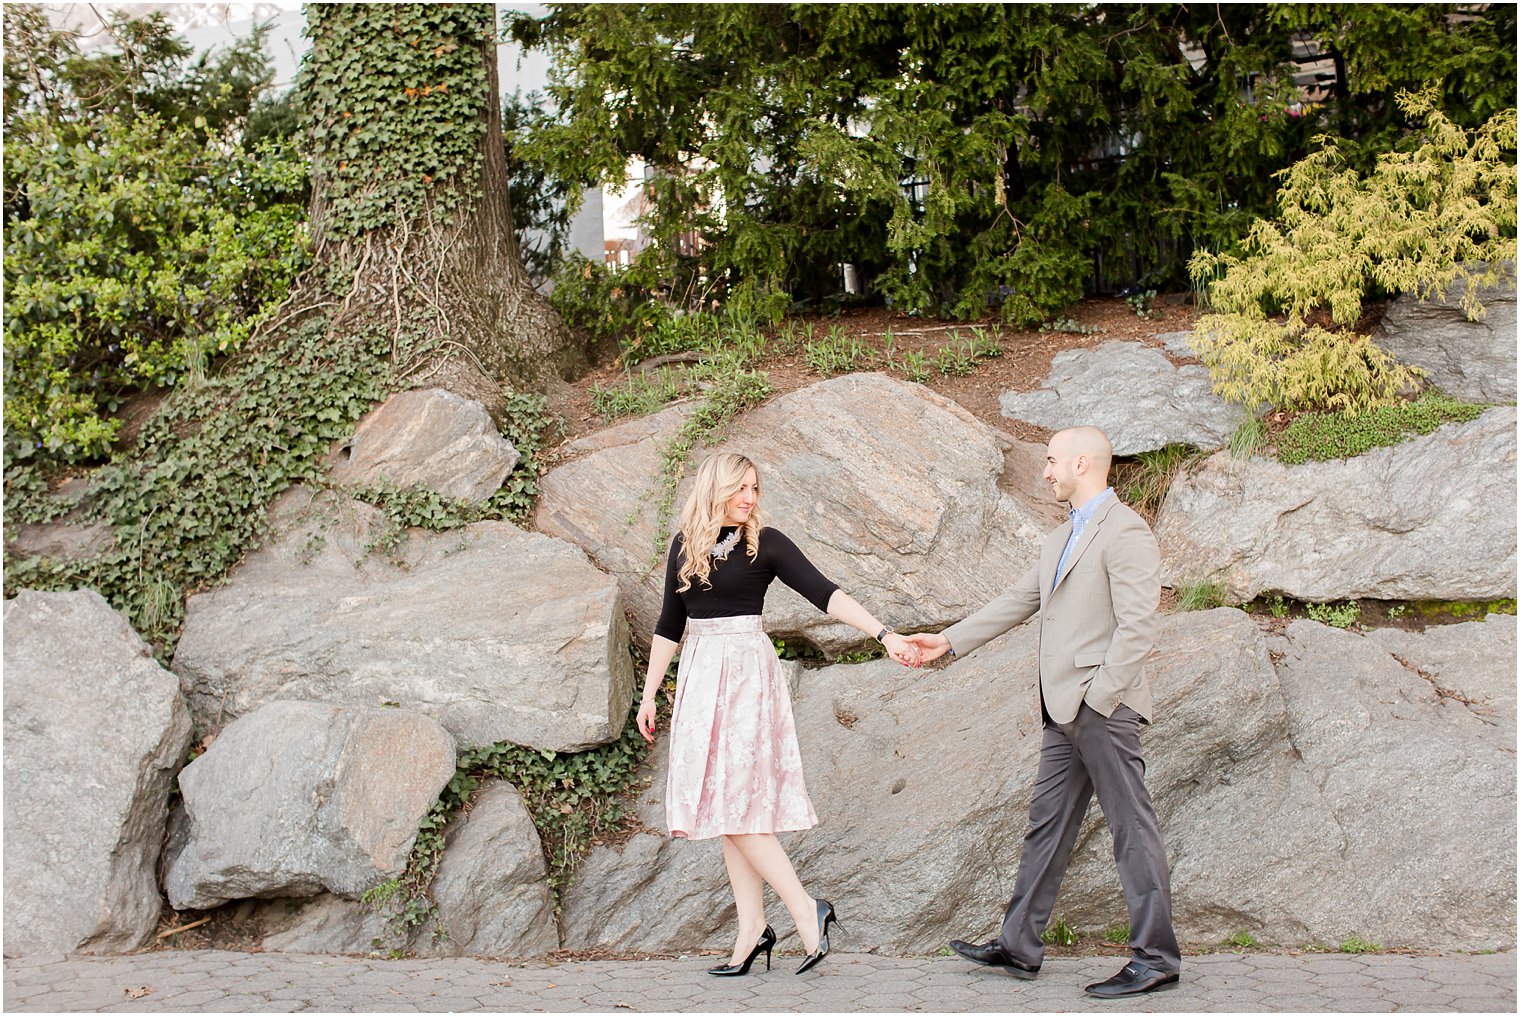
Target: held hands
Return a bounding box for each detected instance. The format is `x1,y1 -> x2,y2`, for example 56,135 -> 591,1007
636,696 -> 657,743
882,631 -> 923,668
902,631 -> 952,663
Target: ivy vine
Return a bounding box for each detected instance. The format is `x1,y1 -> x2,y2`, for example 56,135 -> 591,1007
302,4 -> 492,241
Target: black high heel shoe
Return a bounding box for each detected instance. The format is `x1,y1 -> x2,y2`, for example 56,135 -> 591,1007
708,925 -> 776,976
795,899 -> 841,975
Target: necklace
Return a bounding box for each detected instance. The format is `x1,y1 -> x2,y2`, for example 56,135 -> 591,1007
711,528 -> 742,560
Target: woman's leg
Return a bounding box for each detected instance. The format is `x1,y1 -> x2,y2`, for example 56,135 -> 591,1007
719,835 -> 770,965
726,833 -> 820,953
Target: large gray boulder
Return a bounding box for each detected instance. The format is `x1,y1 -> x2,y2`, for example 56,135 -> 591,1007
3,590 -> 193,956
254,782 -> 559,957
3,590 -> 193,955
328,387 -> 520,502
535,373 -> 1054,656
559,610 -> 1515,953
173,487 -> 634,751
1376,263 -> 1516,404
1155,407 -> 1517,602
163,700 -> 457,910
999,341 -> 1249,455
426,782 -> 559,956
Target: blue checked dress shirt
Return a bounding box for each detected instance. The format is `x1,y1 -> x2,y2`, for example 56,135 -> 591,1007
1053,487 -> 1114,591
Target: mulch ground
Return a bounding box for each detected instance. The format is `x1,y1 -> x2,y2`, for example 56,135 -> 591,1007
552,296 -> 1198,449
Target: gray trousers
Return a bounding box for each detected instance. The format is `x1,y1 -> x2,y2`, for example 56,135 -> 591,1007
996,703 -> 1180,974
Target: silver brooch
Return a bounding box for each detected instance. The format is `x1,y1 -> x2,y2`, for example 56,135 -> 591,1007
711,529 -> 742,560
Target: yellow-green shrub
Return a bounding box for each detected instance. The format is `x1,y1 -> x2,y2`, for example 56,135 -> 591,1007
1190,90 -> 1516,413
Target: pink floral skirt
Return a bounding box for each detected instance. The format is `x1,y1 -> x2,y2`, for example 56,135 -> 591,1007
665,615 -> 819,840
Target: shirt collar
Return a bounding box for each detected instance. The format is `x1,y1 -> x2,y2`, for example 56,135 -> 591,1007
1068,487 -> 1115,524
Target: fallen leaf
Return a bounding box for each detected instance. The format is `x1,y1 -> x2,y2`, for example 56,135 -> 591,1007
124,986 -> 155,999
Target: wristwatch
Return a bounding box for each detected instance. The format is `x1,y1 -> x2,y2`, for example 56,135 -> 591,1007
875,625 -> 895,643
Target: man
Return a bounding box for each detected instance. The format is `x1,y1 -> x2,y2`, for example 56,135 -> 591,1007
905,425 -> 1180,998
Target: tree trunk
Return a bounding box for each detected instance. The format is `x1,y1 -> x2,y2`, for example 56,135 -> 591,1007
300,3 -> 585,413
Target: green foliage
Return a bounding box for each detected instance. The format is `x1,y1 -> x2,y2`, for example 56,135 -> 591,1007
933,333 -> 978,377
1265,593 -> 1291,619
1275,393 -> 1488,464
1113,445 -> 1203,520
501,89 -> 578,284
1103,925 -> 1130,945
1224,930 -> 1262,950
1176,582 -> 1232,612
3,9 -> 310,461
804,326 -> 872,377
512,5 -> 1515,323
1125,289 -> 1160,319
1191,93 -> 1517,413
591,368 -> 689,421
896,349 -> 931,384
3,317 -> 399,654
1338,935 -> 1383,954
300,5 -> 493,239
1040,914 -> 1080,947
1040,318 -> 1102,336
1229,417 -> 1270,460
1307,600 -> 1360,630
367,691 -> 654,942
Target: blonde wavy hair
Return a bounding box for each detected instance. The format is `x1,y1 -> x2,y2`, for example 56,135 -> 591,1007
676,452 -> 764,592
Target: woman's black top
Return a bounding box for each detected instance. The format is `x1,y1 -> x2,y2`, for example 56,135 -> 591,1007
652,526 -> 840,642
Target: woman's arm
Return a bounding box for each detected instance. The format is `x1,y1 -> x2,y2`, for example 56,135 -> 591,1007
826,590 -> 921,667
635,635 -> 681,742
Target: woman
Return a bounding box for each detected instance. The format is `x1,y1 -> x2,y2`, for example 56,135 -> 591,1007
635,452 -> 920,976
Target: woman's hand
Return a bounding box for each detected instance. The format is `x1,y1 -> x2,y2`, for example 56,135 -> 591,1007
883,632 -> 922,668
636,696 -> 658,742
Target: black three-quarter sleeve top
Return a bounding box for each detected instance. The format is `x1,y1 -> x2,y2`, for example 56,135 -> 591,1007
652,526 -> 840,642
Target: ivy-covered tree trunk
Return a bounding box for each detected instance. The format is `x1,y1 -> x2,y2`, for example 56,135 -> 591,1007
301,3 -> 584,407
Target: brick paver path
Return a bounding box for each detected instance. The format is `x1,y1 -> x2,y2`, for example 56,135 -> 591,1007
4,949 -> 1515,1012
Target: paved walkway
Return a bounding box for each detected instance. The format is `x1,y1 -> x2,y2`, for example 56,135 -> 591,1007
4,949 -> 1514,1012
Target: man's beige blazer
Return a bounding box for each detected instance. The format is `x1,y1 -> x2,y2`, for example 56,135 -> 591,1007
942,496 -> 1160,724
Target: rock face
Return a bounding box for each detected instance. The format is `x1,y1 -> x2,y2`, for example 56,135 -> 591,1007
254,782 -> 559,957
173,487 -> 634,751
999,341 -> 1248,455
329,388 -> 520,502
3,589 -> 192,955
163,701 -> 457,910
559,610 -> 1515,953
1155,407 -> 1517,602
1153,331 -> 1199,359
1376,263 -> 1517,404
535,373 -> 1053,656
425,781 -> 559,956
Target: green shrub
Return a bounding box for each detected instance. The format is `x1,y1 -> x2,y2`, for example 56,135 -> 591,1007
1338,936 -> 1382,954
1276,393 -> 1487,464
1114,444 -> 1203,519
804,326 -> 872,376
1176,582 -> 1232,612
1041,914 -> 1080,947
1224,930 -> 1261,949
2,8 -> 310,462
1190,92 -> 1516,413
591,368 -> 689,421
1307,600 -> 1360,629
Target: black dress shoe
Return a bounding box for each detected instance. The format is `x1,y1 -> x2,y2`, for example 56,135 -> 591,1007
948,939 -> 1040,979
1084,961 -> 1180,997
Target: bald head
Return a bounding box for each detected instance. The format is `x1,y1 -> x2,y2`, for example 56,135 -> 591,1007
1044,426 -> 1114,505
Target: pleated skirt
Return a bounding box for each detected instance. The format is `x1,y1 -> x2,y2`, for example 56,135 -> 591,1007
665,615 -> 819,840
